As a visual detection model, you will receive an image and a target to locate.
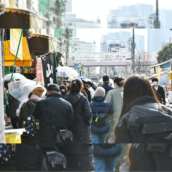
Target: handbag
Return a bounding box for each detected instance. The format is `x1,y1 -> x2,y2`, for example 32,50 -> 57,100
93,102 -> 108,128
22,103 -> 39,138
36,145 -> 67,171
45,101 -> 73,144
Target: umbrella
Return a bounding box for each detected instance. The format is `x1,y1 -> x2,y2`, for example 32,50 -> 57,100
74,77 -> 92,83
4,73 -> 26,81
57,67 -> 79,78
8,79 -> 46,101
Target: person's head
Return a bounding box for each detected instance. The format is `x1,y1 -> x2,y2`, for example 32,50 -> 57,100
86,81 -> 92,89
31,87 -> 45,98
47,84 -> 60,95
103,75 -> 109,83
66,78 -> 74,87
60,85 -> 68,96
70,79 -> 82,94
152,78 -> 158,86
94,87 -> 105,97
120,75 -> 159,116
114,77 -> 125,88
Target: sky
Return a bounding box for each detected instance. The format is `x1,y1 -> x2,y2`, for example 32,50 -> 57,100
70,0 -> 172,51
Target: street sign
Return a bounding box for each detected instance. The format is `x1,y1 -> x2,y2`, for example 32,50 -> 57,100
74,63 -> 82,76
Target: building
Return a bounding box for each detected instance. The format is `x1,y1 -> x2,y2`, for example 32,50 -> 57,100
107,4 -> 154,28
66,0 -> 72,13
71,38 -> 97,53
100,31 -> 145,53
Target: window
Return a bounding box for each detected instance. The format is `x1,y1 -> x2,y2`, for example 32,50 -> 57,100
15,0 -> 19,7
27,0 -> 31,10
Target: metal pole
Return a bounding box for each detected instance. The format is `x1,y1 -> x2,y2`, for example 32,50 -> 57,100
131,28 -> 135,74
154,0 -> 160,28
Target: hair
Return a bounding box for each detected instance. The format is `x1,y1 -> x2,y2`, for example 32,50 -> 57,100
152,78 -> 158,82
103,75 -> 109,82
28,92 -> 33,98
70,79 -> 82,94
128,145 -> 132,166
114,77 -> 125,87
60,85 -> 68,94
114,75 -> 160,138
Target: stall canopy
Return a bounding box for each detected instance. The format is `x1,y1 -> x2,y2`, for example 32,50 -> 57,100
0,8 -> 48,29
28,34 -> 61,55
4,37 -> 32,66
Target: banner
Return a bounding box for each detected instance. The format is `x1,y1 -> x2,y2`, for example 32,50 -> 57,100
157,68 -> 162,81
37,58 -> 45,87
41,53 -> 57,89
10,29 -> 23,60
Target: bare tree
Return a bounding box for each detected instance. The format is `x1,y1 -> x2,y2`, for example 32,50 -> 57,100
84,67 -> 97,78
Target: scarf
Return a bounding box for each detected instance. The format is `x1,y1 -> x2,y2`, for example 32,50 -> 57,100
29,94 -> 41,101
123,95 -> 157,115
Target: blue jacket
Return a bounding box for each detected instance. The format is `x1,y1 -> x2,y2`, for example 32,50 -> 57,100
93,144 -> 121,157
90,97 -> 113,134
102,83 -> 114,95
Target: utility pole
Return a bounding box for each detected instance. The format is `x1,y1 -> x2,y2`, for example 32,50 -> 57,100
154,0 -> 160,29
46,0 -> 50,36
131,29 -> 135,74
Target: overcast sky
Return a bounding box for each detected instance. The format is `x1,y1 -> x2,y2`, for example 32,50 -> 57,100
70,0 -> 172,51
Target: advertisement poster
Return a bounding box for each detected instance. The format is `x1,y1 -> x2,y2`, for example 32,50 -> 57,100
37,58 -> 45,87
10,29 -> 23,60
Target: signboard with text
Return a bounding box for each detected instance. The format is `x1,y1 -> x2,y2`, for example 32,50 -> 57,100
74,63 -> 82,76
37,58 -> 45,86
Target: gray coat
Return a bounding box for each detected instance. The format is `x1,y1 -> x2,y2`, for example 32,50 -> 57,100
105,87 -> 123,142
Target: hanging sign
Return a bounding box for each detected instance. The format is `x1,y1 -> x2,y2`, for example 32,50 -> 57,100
37,58 -> 45,87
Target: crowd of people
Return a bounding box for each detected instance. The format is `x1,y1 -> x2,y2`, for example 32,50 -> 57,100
1,73 -> 172,172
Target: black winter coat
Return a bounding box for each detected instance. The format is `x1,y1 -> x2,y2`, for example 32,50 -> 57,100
33,93 -> 75,143
84,87 -> 91,102
102,83 -> 114,95
129,143 -> 172,171
115,96 -> 172,143
64,93 -> 93,143
15,143 -> 60,171
153,85 -> 166,104
62,93 -> 94,171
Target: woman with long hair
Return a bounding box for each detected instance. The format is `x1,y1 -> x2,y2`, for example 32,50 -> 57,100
61,79 -> 94,171
114,75 -> 172,143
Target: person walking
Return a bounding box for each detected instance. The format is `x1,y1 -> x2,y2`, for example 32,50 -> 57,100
90,87 -> 113,143
66,77 -> 74,93
102,75 -> 114,95
93,144 -> 121,172
152,78 -> 166,105
115,75 -> 172,143
33,84 -> 75,143
83,80 -> 91,102
61,79 -> 94,171
86,81 -> 95,100
60,85 -> 68,97
105,77 -> 124,143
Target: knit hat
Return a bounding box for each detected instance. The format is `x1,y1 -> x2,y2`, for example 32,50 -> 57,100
32,87 -> 45,98
94,87 -> 105,97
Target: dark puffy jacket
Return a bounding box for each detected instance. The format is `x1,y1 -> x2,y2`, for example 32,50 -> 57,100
102,83 -> 114,95
90,97 -> 113,134
115,102 -> 172,143
33,93 -> 75,143
84,87 -> 91,102
129,143 -> 172,171
6,94 -> 20,118
62,93 -> 94,171
15,143 -> 60,171
64,93 -> 93,143
93,144 -> 121,158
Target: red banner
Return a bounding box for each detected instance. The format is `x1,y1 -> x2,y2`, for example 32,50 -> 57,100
36,58 -> 44,86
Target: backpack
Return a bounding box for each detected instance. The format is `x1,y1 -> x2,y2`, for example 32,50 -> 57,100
22,103 -> 39,138
0,144 -> 15,164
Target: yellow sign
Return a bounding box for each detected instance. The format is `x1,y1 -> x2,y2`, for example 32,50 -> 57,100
10,29 -> 23,60
157,68 -> 162,81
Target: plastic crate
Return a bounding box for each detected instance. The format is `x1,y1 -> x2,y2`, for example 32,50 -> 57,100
5,133 -> 21,143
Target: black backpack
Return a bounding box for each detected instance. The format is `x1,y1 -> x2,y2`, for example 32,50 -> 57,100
22,103 -> 39,138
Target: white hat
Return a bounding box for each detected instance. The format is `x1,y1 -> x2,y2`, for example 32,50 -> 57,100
67,78 -> 74,82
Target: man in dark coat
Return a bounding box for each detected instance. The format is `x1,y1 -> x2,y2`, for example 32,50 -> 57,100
33,84 -> 75,143
83,80 -> 92,102
129,144 -> 172,171
102,75 -> 114,95
152,78 -> 166,105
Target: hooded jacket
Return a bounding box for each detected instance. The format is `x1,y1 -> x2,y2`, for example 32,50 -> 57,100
90,96 -> 113,134
129,143 -> 172,171
115,95 -> 172,143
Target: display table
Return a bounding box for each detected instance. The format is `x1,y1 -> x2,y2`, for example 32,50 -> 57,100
5,128 -> 26,143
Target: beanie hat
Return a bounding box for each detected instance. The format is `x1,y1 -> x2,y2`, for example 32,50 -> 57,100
32,87 -> 45,98
94,87 -> 105,97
